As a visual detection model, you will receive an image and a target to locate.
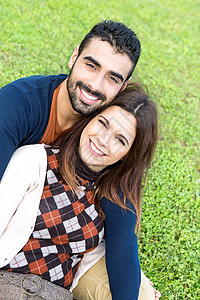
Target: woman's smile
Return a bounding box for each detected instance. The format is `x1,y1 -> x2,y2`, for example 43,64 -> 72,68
89,139 -> 106,157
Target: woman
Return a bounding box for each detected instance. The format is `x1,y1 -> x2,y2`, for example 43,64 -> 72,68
0,83 -> 158,299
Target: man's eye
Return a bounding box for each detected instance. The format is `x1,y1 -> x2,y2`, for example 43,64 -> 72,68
116,136 -> 125,145
98,119 -> 107,128
86,63 -> 95,70
109,76 -> 118,83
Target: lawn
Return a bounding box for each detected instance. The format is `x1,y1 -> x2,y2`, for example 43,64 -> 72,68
0,0 -> 199,299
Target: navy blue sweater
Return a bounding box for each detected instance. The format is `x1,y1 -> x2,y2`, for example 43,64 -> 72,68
101,197 -> 141,299
0,74 -> 67,179
0,75 -> 141,298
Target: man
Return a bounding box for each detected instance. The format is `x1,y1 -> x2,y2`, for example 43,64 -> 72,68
0,20 -> 160,299
0,20 -> 140,180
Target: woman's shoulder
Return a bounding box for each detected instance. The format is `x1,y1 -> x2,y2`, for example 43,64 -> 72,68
13,144 -> 47,160
1,144 -> 47,184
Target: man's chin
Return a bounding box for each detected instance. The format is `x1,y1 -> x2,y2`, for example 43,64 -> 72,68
71,97 -> 102,115
71,101 -> 94,116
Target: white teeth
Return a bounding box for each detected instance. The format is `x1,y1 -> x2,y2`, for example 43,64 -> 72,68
90,140 -> 104,155
81,88 -> 98,100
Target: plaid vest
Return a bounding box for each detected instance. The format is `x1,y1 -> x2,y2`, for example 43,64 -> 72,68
4,146 -> 104,289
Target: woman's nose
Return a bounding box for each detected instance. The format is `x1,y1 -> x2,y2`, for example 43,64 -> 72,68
97,130 -> 112,147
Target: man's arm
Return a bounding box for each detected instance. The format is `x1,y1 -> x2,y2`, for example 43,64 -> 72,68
101,197 -> 141,300
0,85 -> 32,179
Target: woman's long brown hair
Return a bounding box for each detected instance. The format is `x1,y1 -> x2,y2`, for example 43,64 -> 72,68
51,83 -> 158,233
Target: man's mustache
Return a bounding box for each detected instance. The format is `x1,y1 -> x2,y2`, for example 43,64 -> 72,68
76,81 -> 106,102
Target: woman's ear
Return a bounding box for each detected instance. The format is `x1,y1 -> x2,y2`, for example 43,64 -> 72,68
68,46 -> 79,69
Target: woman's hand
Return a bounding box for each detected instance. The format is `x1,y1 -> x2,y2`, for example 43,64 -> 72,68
147,278 -> 161,299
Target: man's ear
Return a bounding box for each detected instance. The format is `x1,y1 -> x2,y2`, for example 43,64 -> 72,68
121,77 -> 131,91
68,46 -> 79,69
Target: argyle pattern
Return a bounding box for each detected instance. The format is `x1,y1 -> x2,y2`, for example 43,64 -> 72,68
4,146 -> 104,289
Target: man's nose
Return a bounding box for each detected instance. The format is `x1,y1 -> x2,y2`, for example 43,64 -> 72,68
87,74 -> 104,93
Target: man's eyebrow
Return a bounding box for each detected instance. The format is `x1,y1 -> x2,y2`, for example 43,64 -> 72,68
110,71 -> 124,83
83,56 -> 101,68
83,56 -> 124,83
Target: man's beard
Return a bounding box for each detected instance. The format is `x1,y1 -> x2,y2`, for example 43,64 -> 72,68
67,71 -> 107,116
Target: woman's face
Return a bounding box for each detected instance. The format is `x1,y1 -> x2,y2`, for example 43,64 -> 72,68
79,106 -> 137,172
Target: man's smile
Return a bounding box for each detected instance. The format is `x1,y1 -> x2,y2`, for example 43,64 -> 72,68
79,87 -> 100,104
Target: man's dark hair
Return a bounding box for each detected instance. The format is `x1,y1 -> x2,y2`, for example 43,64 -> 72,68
78,20 -> 141,81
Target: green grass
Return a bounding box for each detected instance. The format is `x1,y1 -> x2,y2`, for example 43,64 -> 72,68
0,0 -> 199,299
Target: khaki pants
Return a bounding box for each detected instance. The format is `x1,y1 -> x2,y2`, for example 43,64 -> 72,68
73,256 -> 155,300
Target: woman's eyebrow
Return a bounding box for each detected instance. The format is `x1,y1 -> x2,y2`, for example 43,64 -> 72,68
118,133 -> 129,146
99,115 -> 129,145
99,115 -> 109,125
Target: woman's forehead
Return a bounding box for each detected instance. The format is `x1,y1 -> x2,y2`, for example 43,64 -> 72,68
98,106 -> 131,122
98,106 -> 137,138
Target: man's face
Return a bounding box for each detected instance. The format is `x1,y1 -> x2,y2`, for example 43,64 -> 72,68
67,38 -> 133,115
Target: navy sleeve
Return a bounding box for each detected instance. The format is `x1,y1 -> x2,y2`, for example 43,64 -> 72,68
101,197 -> 141,300
0,74 -> 68,180
0,85 -> 32,179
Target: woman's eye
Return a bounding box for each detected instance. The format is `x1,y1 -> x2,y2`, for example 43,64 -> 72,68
98,119 -> 107,128
116,136 -> 125,145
